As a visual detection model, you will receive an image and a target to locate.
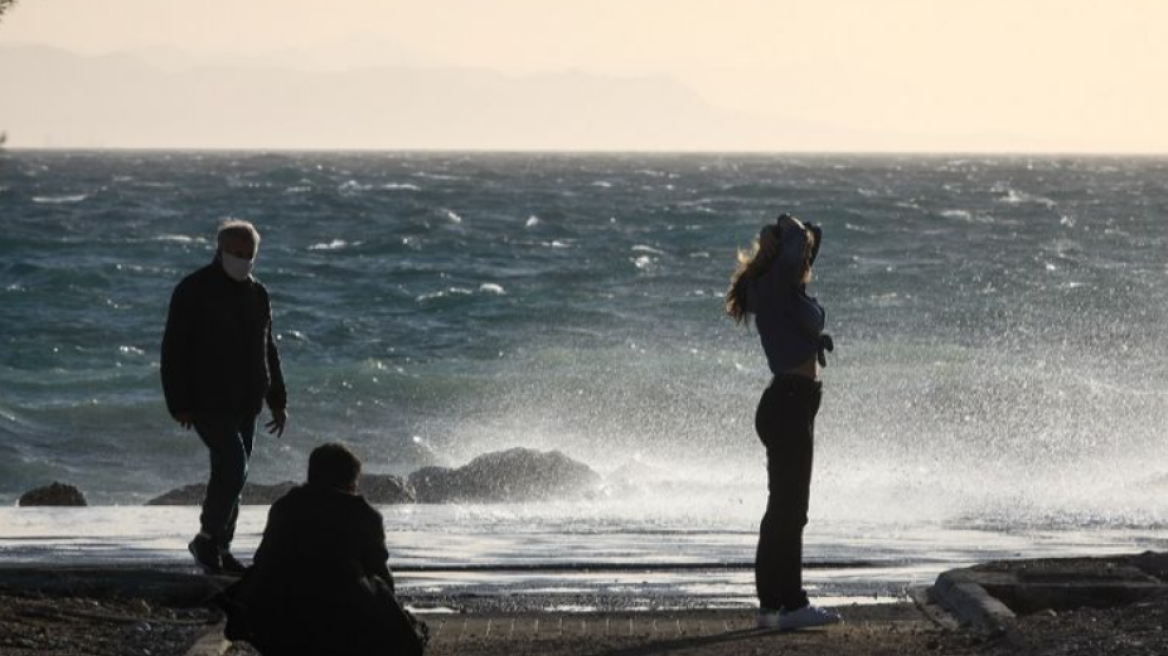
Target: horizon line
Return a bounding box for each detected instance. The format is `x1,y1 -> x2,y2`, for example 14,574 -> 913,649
5,146 -> 1168,158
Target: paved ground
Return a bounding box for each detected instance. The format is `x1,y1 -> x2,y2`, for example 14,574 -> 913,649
220,604 -> 973,656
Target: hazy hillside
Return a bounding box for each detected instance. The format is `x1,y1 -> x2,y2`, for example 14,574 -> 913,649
0,46 -> 869,150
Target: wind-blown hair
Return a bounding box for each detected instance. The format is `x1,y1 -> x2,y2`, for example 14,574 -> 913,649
725,228 -> 780,325
725,223 -> 816,325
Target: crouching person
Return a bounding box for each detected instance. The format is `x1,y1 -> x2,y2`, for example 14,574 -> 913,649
221,443 -> 428,656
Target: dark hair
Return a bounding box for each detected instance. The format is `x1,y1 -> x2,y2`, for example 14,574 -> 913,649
308,442 -> 362,489
725,226 -> 781,325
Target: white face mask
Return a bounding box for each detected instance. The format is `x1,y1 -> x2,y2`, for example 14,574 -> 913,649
221,252 -> 254,281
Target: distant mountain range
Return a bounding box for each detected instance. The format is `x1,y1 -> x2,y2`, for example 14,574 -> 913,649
0,45 -> 907,151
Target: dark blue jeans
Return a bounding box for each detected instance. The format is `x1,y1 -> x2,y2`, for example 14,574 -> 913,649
754,374 -> 821,612
194,412 -> 256,550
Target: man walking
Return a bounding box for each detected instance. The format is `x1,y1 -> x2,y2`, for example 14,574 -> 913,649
162,219 -> 288,574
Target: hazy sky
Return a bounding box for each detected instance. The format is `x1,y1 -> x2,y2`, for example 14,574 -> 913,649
3,0 -> 1167,151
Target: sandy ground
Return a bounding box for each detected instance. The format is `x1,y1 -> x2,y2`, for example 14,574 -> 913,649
0,590 -> 217,656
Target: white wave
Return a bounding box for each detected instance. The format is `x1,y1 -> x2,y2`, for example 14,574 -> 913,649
590,181 -> 613,188
382,183 -> 422,191
525,216 -> 541,228
153,234 -> 208,244
545,240 -> 571,249
997,186 -> 1056,207
32,194 -> 87,204
445,210 -> 463,224
940,209 -> 996,224
415,287 -> 476,303
479,283 -> 506,295
631,245 -> 665,255
284,185 -> 313,194
117,345 -> 145,356
632,255 -> 655,270
338,180 -> 370,193
308,239 -> 349,251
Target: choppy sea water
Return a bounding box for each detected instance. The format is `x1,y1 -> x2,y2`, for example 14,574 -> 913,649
3,151 -> 1168,597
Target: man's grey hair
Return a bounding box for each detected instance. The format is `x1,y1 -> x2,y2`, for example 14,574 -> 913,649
217,219 -> 262,247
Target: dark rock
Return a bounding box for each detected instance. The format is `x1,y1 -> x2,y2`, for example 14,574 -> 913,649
19,482 -> 87,507
146,481 -> 296,506
357,474 -> 416,504
408,448 -> 601,503
146,475 -> 415,506
408,466 -> 456,504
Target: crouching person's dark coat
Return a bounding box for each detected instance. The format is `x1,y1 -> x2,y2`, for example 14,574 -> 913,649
221,483 -> 428,656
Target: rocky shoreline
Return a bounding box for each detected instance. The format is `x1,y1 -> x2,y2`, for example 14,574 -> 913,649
17,448 -> 603,508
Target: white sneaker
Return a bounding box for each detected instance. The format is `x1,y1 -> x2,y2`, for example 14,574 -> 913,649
777,604 -> 842,631
757,608 -> 782,629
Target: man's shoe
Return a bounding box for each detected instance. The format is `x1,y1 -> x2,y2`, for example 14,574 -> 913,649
188,536 -> 222,574
219,551 -> 248,576
757,607 -> 783,629
778,604 -> 842,631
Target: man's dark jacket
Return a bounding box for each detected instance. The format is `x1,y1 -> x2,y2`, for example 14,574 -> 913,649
161,262 -> 286,417
223,484 -> 426,656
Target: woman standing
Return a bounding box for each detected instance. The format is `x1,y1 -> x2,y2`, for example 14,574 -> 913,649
726,213 -> 840,631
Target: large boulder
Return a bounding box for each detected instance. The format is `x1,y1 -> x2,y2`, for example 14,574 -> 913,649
146,475 -> 415,506
357,474 -> 416,504
18,482 -> 87,507
408,448 -> 601,503
146,482 -> 295,506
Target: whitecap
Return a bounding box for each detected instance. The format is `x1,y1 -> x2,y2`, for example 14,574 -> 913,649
153,234 -> 207,244
308,239 -> 348,251
381,183 -> 422,191
118,345 -> 145,356
998,187 -> 1056,207
631,245 -> 665,255
479,283 -> 506,295
338,180 -> 369,193
632,255 -> 655,270
285,185 -> 313,194
546,240 -> 571,249
32,194 -> 87,204
445,210 -> 463,224
590,181 -> 613,188
525,216 -> 541,228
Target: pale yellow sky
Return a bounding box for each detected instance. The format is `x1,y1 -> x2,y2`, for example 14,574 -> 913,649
2,0 -> 1166,151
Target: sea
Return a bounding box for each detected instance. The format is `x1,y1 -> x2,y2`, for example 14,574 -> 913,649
2,151 -> 1168,607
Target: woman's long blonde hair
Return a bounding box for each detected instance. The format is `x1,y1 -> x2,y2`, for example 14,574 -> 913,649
725,224 -> 816,325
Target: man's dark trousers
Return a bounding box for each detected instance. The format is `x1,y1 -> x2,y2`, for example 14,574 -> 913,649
195,412 -> 256,549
